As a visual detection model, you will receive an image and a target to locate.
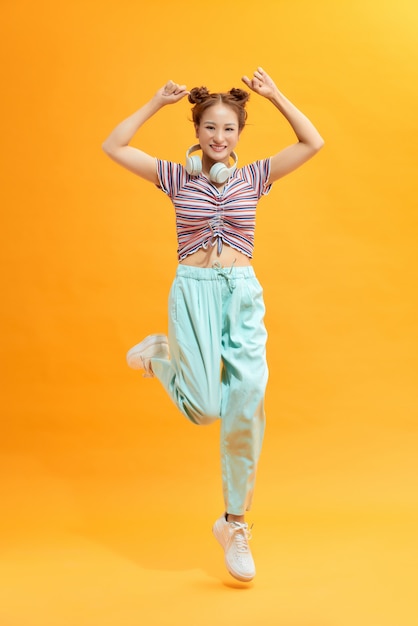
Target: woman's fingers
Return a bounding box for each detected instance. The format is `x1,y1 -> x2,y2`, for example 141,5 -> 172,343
242,67 -> 269,91
163,80 -> 187,95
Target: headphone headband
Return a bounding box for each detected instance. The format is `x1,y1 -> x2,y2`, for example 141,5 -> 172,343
186,144 -> 202,160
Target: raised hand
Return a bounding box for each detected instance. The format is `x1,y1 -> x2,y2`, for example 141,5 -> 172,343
155,80 -> 189,105
241,67 -> 278,100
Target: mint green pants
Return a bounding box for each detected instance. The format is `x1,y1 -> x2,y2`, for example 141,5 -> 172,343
151,263 -> 268,516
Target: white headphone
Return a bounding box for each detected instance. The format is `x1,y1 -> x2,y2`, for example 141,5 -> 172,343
185,144 -> 238,184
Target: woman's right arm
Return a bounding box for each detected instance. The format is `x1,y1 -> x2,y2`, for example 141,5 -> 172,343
102,80 -> 188,184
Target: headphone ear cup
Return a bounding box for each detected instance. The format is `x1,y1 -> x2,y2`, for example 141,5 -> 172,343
186,154 -> 202,176
209,162 -> 229,184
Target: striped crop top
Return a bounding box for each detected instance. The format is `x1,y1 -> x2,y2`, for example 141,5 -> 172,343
156,158 -> 272,261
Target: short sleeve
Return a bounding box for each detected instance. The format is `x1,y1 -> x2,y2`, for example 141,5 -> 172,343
155,159 -> 185,198
241,158 -> 273,198
259,158 -> 273,196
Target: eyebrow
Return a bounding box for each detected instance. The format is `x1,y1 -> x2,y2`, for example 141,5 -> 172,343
204,120 -> 238,126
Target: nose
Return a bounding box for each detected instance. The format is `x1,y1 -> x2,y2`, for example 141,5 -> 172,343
213,129 -> 224,143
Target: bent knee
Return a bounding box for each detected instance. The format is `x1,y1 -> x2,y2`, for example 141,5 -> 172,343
194,414 -> 219,426
185,401 -> 220,426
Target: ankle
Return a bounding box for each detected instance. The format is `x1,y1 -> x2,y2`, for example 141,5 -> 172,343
226,513 -> 245,524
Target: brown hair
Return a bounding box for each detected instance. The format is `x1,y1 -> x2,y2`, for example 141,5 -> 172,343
188,87 -> 250,131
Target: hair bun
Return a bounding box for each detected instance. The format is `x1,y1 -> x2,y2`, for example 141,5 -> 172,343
188,86 -> 211,104
228,88 -> 250,105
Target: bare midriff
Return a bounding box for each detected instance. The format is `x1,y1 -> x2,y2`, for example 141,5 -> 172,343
179,243 -> 252,268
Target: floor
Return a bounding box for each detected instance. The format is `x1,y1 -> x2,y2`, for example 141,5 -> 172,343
1,381 -> 417,626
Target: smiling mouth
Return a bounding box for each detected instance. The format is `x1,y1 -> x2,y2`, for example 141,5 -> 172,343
210,145 -> 227,152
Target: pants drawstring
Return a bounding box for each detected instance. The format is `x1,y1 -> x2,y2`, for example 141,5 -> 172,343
212,260 -> 236,292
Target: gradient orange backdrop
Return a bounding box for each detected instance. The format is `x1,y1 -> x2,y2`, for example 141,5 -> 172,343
1,1 -> 417,625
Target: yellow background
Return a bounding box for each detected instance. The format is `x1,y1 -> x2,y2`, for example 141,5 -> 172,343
1,0 -> 417,624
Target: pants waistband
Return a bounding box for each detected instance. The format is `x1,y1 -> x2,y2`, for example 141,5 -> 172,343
176,263 -> 256,281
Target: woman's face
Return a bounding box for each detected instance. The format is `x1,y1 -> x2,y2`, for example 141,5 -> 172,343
195,103 -> 240,166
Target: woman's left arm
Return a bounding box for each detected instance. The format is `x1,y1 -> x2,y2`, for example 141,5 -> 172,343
242,67 -> 324,183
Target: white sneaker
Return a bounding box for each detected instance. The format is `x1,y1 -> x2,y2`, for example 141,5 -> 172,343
213,514 -> 255,582
126,334 -> 169,377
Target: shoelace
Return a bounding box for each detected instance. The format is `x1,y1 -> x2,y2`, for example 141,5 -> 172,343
230,522 -> 253,553
140,355 -> 154,378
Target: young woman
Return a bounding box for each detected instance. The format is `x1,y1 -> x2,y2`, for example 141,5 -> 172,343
102,67 -> 324,582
